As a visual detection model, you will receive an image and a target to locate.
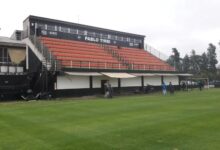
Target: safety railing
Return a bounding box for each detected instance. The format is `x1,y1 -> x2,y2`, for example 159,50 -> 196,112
0,63 -> 25,74
144,44 -> 169,61
58,59 -> 175,71
29,35 -> 61,71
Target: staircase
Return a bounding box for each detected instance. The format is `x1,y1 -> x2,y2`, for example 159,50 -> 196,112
23,35 -> 60,97
23,35 -> 61,72
99,44 -> 133,69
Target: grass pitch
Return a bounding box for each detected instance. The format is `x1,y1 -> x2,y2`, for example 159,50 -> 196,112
0,89 -> 220,150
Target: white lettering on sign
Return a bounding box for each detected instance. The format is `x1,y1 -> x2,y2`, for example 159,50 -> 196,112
85,36 -> 111,44
85,36 -> 99,42
49,31 -> 57,36
100,38 -> 111,44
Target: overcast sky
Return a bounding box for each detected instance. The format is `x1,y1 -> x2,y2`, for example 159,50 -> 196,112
0,0 -> 219,62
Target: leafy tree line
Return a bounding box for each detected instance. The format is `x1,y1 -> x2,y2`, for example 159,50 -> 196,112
167,43 -> 219,80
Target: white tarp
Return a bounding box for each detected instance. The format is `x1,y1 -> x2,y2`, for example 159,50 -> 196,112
132,73 -> 193,77
177,74 -> 193,76
65,72 -> 102,76
101,72 -> 136,78
131,73 -> 155,76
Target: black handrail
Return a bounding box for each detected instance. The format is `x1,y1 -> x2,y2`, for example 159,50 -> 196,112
29,35 -> 61,71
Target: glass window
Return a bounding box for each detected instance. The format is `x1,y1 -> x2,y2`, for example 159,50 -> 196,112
123,37 -> 127,42
0,48 -> 10,63
78,30 -> 84,35
102,34 -> 108,39
37,23 -> 46,30
107,34 -> 111,39
111,35 -> 116,40
60,26 -> 69,33
70,28 -> 77,34
87,32 -> 93,37
47,24 -> 56,31
117,36 -> 123,41
95,33 -> 100,38
130,38 -> 134,43
134,39 -> 142,44
84,30 -> 88,36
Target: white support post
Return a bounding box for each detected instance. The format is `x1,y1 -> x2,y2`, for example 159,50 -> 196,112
71,60 -> 73,68
49,52 -> 52,63
54,61 -> 57,71
26,45 -> 29,70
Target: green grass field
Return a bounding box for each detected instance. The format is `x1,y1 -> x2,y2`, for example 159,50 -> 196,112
0,89 -> 220,150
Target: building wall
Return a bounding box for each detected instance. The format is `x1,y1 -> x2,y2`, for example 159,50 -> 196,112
56,75 -> 179,90
93,76 -> 118,88
163,76 -> 179,85
121,77 -> 142,87
144,76 -> 161,86
57,75 -> 90,89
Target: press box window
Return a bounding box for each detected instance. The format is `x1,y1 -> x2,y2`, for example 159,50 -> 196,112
78,30 -> 85,35
47,25 -> 56,31
70,28 -> 77,34
37,23 -> 46,30
60,27 -> 69,33
0,48 -> 10,63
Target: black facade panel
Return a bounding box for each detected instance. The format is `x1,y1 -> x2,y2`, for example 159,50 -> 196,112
25,16 -> 145,49
28,47 -> 42,73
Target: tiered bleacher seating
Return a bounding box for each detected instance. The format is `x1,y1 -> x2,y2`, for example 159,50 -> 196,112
110,46 -> 174,71
40,37 -> 174,71
40,37 -> 127,69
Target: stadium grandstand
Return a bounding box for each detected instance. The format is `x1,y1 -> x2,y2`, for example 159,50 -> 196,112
0,15 -> 191,100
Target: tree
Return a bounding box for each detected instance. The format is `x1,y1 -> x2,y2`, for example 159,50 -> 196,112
182,54 -> 190,72
200,52 -> 208,71
189,50 -> 201,74
172,48 -> 181,71
167,48 -> 182,71
167,56 -> 174,67
207,43 -> 218,73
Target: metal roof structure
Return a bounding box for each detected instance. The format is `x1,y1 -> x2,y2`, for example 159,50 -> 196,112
0,36 -> 25,48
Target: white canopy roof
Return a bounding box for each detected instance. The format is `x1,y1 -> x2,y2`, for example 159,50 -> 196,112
131,73 -> 193,77
101,72 -> 136,78
65,72 -> 102,76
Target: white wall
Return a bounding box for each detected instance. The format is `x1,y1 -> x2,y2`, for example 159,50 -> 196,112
163,76 -> 179,85
121,77 -> 141,87
93,76 -> 118,88
144,76 -> 161,86
56,75 -> 176,90
57,75 -> 90,89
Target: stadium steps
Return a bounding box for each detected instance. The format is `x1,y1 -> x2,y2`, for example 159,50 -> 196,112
98,44 -> 169,70
99,44 -> 131,69
39,37 -> 174,71
23,36 -> 61,72
40,37 -> 127,70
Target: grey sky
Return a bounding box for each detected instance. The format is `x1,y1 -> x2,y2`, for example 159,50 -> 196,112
0,0 -> 219,61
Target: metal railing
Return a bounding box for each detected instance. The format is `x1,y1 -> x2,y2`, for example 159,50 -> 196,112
0,63 -> 24,74
144,44 -> 169,61
58,59 -> 175,71
29,35 -> 61,71
100,44 -> 132,69
28,36 -> 174,71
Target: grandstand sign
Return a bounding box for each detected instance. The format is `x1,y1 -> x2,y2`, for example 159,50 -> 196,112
24,16 -> 145,48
